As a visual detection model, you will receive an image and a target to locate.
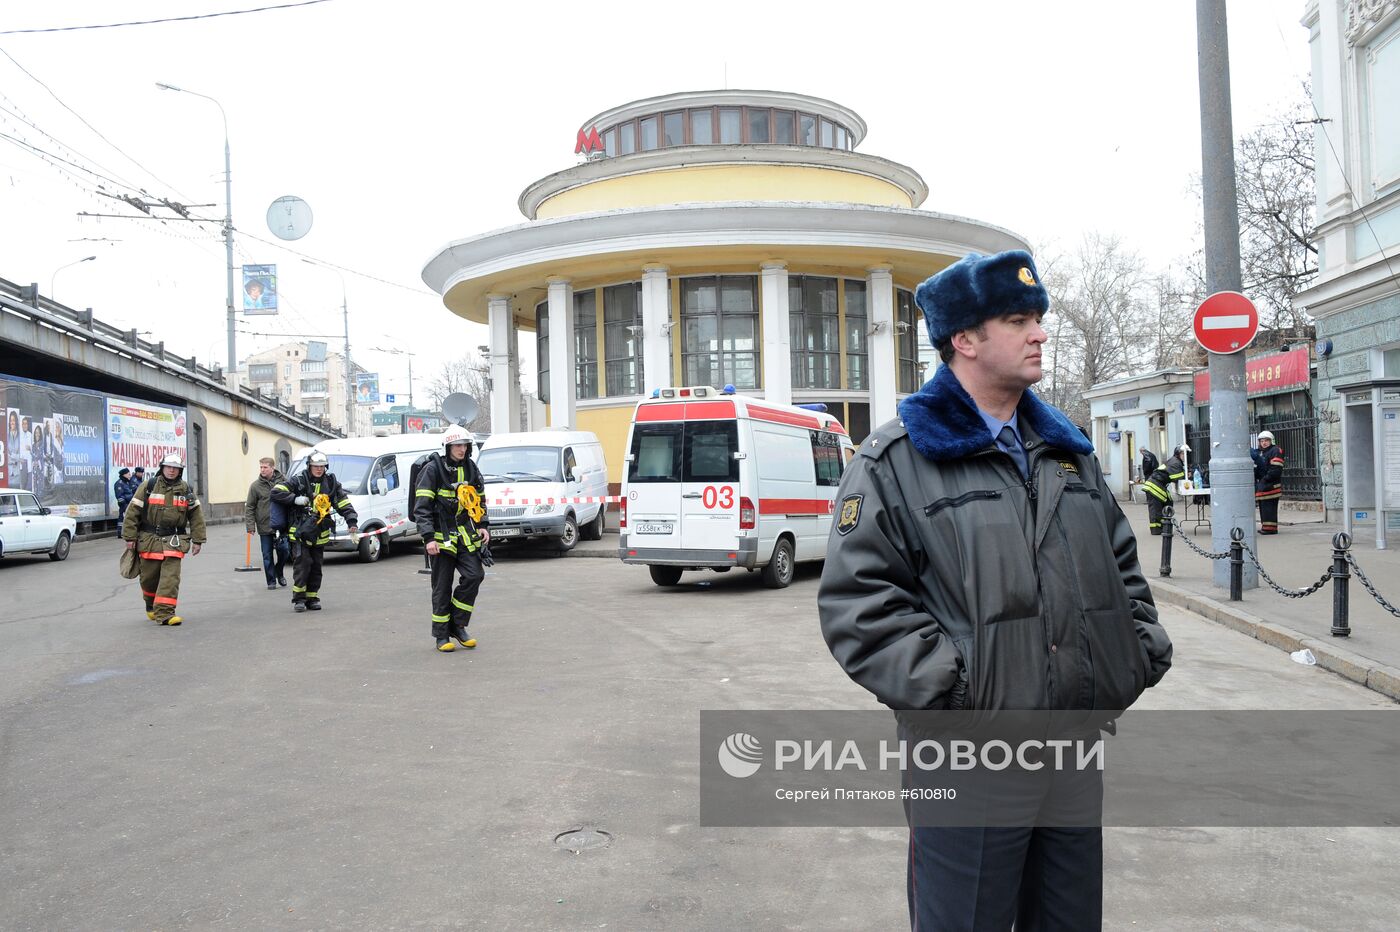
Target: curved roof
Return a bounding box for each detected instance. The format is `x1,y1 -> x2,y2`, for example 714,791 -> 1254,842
579,89 -> 868,146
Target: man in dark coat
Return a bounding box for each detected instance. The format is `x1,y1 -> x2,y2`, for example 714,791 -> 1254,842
819,250 -> 1172,931
245,457 -> 290,590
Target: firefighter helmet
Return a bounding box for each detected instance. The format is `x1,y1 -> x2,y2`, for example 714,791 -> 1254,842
1175,443 -> 1191,455
442,425 -> 475,449
1257,430 -> 1274,442
159,453 -> 185,470
307,451 -> 329,467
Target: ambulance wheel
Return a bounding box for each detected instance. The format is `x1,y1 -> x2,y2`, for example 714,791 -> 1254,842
649,565 -> 683,587
556,514 -> 579,552
357,532 -> 383,563
582,508 -> 605,541
761,538 -> 795,589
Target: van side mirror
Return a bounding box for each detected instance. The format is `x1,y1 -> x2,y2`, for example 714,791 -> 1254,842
376,477 -> 389,495
565,468 -> 577,483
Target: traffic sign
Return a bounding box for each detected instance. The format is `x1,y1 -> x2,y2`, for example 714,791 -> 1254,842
1193,291 -> 1259,354
385,393 -> 396,404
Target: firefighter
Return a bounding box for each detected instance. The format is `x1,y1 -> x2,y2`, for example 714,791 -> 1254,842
1253,430 -> 1285,534
413,426 -> 490,653
121,453 -> 206,625
1143,443 -> 1190,535
271,451 -> 358,612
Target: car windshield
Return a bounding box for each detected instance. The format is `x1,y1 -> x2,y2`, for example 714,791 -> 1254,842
478,446 -> 562,482
287,454 -> 375,494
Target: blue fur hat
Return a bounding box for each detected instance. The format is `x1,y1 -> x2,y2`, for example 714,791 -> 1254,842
914,249 -> 1050,346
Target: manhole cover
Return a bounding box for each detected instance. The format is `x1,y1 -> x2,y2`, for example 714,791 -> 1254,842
554,829 -> 612,852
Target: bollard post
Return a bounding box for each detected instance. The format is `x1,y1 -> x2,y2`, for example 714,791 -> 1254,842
1229,527 -> 1244,601
1331,531 -> 1351,638
233,531 -> 261,572
1159,504 -> 1174,577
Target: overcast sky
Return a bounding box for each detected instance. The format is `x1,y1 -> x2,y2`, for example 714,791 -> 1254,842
0,0 -> 1313,407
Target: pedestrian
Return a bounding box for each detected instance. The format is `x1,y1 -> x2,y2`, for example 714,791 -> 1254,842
244,456 -> 290,591
1252,430 -> 1284,534
132,466 -> 146,487
113,467 -> 139,522
271,451 -> 357,613
121,453 -> 206,626
413,425 -> 490,653
818,250 -> 1173,930
1142,443 -> 1190,535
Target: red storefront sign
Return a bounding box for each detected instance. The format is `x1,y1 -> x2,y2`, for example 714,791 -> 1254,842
1193,347 -> 1310,403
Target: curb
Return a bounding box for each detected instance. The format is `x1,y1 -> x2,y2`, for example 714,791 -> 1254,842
1150,578 -> 1400,704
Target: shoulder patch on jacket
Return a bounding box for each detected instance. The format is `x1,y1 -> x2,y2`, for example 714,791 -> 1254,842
1058,460 -> 1079,474
836,494 -> 863,535
858,421 -> 908,460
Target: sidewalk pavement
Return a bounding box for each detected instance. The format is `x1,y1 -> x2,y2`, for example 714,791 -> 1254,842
1123,496 -> 1400,702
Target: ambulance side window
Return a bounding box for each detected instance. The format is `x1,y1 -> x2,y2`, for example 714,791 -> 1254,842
810,430 -> 844,487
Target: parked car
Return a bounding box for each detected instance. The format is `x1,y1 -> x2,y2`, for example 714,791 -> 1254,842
477,430 -> 610,552
0,487 -> 75,561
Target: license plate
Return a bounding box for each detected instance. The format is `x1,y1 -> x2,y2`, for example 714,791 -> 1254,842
635,522 -> 674,535
491,527 -> 522,538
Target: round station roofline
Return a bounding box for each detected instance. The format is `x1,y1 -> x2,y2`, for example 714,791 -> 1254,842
579,89 -> 868,147
518,144 -> 928,219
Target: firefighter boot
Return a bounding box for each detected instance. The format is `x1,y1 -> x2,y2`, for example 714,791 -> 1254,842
436,638 -> 456,653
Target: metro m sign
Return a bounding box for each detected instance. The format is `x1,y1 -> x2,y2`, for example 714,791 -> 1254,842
1193,291 -> 1260,354
575,126 -> 603,155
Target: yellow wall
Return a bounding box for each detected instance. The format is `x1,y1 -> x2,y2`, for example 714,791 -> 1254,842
536,164 -> 911,219
198,407 -> 298,506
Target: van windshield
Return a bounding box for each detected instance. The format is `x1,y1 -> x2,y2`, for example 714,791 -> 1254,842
628,421 -> 738,483
478,446 -> 562,482
287,454 -> 375,494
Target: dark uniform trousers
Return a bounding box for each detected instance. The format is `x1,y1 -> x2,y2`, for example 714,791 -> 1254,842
291,540 -> 325,605
430,532 -> 485,640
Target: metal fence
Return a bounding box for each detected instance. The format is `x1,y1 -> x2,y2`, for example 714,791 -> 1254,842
1185,416 -> 1320,500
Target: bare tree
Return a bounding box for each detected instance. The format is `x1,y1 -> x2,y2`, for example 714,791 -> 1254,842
427,355 -> 492,434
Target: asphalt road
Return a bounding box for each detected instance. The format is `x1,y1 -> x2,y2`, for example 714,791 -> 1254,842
1,526 -> 1396,931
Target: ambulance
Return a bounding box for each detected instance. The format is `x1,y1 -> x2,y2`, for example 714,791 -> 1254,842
619,386 -> 855,588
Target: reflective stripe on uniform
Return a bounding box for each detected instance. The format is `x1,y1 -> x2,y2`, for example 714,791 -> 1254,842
415,489 -> 434,498
452,598 -> 474,612
432,613 -> 450,623
305,591 -> 318,599
140,551 -> 166,561
154,596 -> 177,606
1142,481 -> 1170,502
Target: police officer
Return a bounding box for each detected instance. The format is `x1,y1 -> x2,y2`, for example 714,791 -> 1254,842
1142,443 -> 1190,535
819,250 -> 1173,930
271,451 -> 358,612
121,453 -> 206,626
113,467 -> 139,522
1253,430 -> 1284,534
413,426 -> 490,653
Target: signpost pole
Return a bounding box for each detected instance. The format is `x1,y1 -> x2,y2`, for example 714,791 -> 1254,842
1197,0 -> 1257,590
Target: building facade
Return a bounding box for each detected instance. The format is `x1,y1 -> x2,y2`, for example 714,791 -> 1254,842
1084,370 -> 1197,501
1295,1 -> 1400,523
241,341 -> 371,437
423,90 -> 1028,483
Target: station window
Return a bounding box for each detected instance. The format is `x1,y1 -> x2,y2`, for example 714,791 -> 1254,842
618,121 -> 636,155
748,108 -> 771,143
896,288 -> 919,392
820,118 -> 834,148
603,127 -> 617,157
690,108 -> 714,145
604,282 -> 645,396
835,125 -> 848,149
575,289 -> 598,399
681,275 -> 759,390
799,113 -> 818,146
788,276 -> 839,390
663,111 -> 685,147
774,109 -> 795,144
639,116 -> 659,152
844,279 -> 868,390
536,300 -> 550,404
719,108 -> 742,144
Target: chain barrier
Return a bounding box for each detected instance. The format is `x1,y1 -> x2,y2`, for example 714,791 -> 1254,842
1238,541 -> 1333,599
1166,516 -> 1232,560
1345,553 -> 1400,619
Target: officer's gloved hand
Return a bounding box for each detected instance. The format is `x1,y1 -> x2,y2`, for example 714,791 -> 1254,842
294,495 -> 309,506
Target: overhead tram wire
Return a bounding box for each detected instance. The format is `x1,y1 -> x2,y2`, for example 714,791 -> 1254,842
236,228 -> 438,296
0,1 -> 335,36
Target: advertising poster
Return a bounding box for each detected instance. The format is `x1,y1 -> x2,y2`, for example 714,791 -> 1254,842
356,372 -> 380,405
106,398 -> 186,512
241,264 -> 278,315
1,375 -> 109,518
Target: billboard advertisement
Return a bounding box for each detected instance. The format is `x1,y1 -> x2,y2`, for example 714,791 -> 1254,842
106,398 -> 186,513
355,373 -> 380,405
241,264 -> 278,315
1,376 -> 110,518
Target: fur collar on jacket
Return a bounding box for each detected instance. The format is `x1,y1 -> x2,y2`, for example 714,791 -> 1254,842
896,363 -> 1093,463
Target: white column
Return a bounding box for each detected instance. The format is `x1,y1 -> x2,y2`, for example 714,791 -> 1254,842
760,261 -> 791,404
546,277 -> 575,427
506,318 -> 521,432
486,294 -> 512,435
641,265 -> 672,393
867,266 -> 897,427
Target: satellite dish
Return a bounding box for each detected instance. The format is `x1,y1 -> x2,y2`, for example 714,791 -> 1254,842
442,393 -> 479,427
267,196 -> 313,241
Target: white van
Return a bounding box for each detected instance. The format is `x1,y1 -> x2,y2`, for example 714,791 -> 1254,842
288,434 -> 443,561
477,430 -> 610,552
619,386 -> 854,588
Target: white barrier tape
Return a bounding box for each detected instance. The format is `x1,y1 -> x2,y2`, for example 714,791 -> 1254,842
488,496 -> 622,506
333,518 -> 411,540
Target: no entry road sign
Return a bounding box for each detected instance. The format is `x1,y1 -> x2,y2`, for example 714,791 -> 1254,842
1193,291 -> 1259,354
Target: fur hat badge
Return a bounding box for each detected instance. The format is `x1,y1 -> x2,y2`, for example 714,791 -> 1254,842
914,249 -> 1050,346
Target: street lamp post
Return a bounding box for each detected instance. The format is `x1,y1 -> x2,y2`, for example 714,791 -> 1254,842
156,82 -> 235,380
302,259 -> 353,435
49,255 -> 96,301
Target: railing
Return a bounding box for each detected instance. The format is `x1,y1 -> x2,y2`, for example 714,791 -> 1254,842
1184,415 -> 1320,501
